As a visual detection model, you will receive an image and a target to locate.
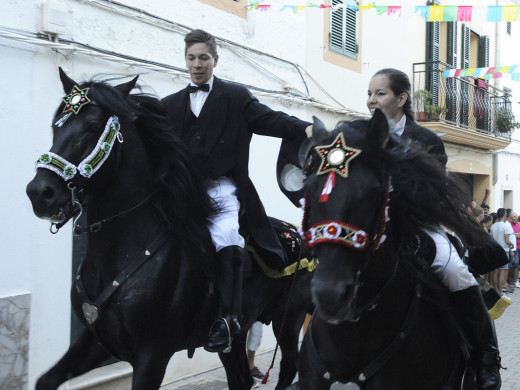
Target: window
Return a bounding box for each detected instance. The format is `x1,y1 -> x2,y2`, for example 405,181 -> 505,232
329,0 -> 358,60
197,0 -> 246,19
507,22 -> 512,36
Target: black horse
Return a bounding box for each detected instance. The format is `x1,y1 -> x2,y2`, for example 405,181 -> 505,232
296,110 -> 499,389
26,68 -> 313,390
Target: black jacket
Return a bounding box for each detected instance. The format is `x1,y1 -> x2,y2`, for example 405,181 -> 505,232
403,119 -> 447,165
162,77 -> 310,261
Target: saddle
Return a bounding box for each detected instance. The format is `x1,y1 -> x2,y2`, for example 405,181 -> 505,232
245,217 -> 314,277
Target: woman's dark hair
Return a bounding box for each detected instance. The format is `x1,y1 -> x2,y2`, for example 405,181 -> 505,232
184,29 -> 218,57
481,214 -> 493,226
373,68 -> 415,122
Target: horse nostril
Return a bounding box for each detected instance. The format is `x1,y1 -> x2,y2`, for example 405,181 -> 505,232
41,186 -> 56,201
313,280 -> 352,311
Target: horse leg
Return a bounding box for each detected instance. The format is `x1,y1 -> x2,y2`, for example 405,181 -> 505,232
36,329 -> 111,390
272,311 -> 306,390
130,348 -> 172,390
219,333 -> 254,390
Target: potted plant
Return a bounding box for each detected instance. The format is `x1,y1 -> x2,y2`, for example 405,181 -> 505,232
413,89 -> 432,121
425,104 -> 447,121
494,106 -> 520,134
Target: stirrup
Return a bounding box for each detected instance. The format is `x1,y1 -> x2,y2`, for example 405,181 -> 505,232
221,317 -> 232,353
207,317 -> 233,353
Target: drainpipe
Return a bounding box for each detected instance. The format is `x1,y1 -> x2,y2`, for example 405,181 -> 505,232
493,153 -> 498,185
495,0 -> 500,91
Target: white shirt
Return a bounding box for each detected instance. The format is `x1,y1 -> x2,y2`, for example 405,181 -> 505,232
507,221 -> 516,250
189,76 -> 214,117
390,114 -> 406,137
491,221 -> 513,254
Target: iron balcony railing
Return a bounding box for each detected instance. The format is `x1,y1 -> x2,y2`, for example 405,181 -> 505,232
413,61 -> 514,140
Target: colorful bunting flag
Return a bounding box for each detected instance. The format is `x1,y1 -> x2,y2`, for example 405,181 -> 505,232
443,65 -> 520,80
246,2 -> 520,22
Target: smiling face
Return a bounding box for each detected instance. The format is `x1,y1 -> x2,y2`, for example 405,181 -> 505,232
367,74 -> 407,123
185,42 -> 218,86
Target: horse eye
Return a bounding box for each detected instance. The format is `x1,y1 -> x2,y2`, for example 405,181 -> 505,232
87,122 -> 101,133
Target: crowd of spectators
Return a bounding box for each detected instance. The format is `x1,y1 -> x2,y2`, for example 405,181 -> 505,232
468,192 -> 520,302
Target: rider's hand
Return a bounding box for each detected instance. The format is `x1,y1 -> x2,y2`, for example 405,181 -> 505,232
305,125 -> 313,138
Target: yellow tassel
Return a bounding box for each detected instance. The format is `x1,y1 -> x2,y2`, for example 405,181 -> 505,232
488,296 -> 512,320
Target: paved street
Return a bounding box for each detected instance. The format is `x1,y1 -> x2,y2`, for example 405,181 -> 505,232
162,295 -> 519,390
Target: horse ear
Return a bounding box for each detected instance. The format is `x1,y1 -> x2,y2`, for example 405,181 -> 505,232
115,75 -> 139,95
367,108 -> 390,147
59,67 -> 77,93
312,116 -> 329,143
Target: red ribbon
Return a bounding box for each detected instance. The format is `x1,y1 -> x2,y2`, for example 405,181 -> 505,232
319,171 -> 336,203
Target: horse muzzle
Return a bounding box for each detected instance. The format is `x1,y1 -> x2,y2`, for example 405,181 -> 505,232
26,172 -> 76,223
311,273 -> 359,324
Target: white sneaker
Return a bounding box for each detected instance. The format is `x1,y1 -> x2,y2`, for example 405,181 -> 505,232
501,293 -> 512,301
515,280 -> 520,288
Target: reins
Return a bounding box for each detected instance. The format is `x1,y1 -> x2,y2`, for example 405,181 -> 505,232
262,244 -> 305,384
72,192 -> 155,235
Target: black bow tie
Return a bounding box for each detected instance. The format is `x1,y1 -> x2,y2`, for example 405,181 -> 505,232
188,84 -> 210,93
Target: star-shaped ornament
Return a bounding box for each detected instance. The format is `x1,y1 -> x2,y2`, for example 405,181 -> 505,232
63,85 -> 91,114
314,132 -> 362,178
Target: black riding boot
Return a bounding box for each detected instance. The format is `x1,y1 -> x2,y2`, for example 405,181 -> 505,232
452,285 -> 501,390
204,245 -> 244,353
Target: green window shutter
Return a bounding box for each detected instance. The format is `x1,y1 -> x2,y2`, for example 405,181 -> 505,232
461,23 -> 470,68
329,0 -> 358,60
426,21 -> 440,104
447,22 -> 458,67
478,35 -> 489,68
446,22 -> 458,122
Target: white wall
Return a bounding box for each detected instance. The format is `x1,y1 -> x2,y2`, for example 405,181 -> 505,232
494,5 -> 520,212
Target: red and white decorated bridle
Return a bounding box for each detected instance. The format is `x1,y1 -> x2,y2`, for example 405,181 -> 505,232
302,132 -> 391,254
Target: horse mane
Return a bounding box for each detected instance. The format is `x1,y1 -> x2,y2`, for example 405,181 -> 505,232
58,77 -> 215,250
330,119 -> 489,252
383,132 -> 488,251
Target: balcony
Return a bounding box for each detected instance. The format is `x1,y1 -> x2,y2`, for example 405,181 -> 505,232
412,61 -> 515,150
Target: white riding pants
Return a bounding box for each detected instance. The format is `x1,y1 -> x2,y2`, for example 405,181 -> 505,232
246,321 -> 263,351
207,177 -> 245,252
422,227 -> 478,292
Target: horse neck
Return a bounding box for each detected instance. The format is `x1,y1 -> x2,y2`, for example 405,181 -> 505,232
84,123 -> 163,252
358,227 -> 416,307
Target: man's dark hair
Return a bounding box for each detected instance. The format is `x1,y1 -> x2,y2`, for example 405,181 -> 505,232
497,208 -> 506,219
480,203 -> 490,210
506,208 -> 512,218
184,29 -> 218,57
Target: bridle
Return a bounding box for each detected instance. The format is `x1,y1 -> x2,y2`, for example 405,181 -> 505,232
301,132 -> 396,319
303,183 -> 390,255
301,131 -> 390,255
35,114 -> 124,234
36,115 -> 123,181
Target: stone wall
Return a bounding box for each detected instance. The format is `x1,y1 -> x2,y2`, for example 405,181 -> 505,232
0,293 -> 30,390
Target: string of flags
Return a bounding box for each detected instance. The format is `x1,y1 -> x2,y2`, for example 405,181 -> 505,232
247,1 -> 520,22
443,65 -> 520,81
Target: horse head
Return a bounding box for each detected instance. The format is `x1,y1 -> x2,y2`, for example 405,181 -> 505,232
303,109 -> 391,323
26,68 -> 140,231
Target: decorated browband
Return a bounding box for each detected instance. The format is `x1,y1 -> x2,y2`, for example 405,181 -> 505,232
35,85 -> 123,181
314,132 -> 362,202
